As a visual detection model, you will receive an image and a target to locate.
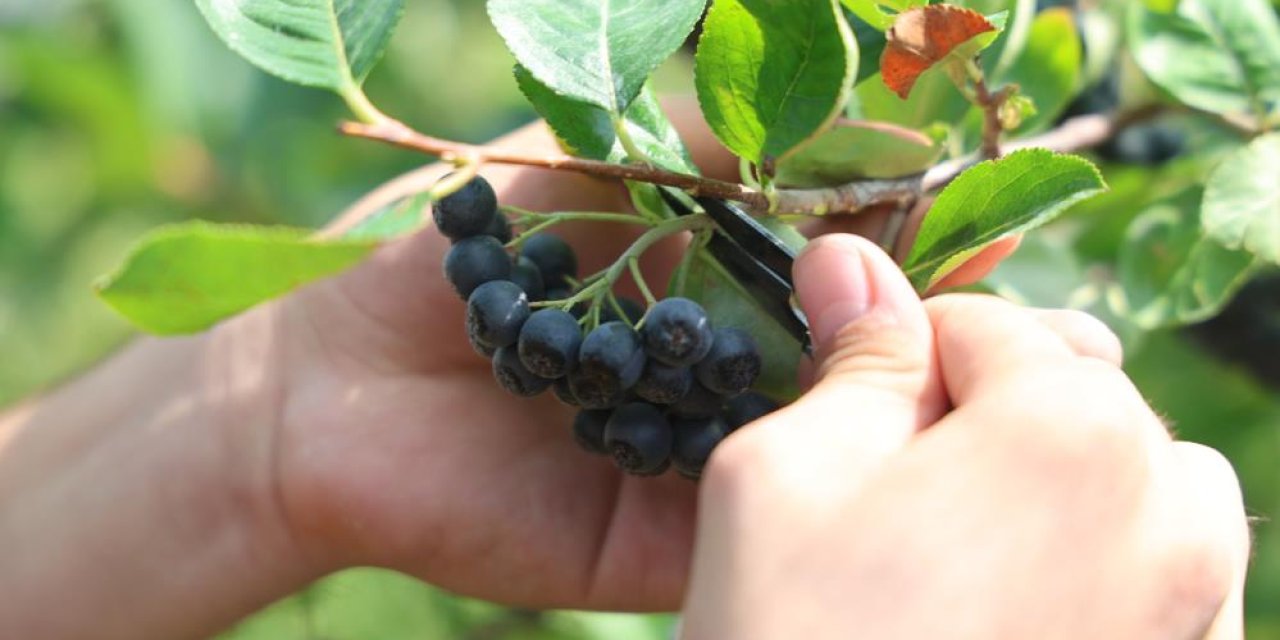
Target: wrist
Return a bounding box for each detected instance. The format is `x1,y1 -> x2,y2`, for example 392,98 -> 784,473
0,311 -> 318,638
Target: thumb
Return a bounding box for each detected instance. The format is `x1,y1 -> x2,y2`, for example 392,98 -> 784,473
780,234 -> 946,458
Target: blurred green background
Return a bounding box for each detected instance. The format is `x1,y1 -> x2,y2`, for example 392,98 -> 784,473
1,1 -> 1277,638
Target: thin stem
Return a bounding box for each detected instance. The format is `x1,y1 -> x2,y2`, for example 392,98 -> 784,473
533,214 -> 712,310
612,114 -> 650,164
671,229 -> 711,298
629,258 -> 659,306
504,210 -> 657,249
967,60 -> 1011,159
339,85 -> 393,125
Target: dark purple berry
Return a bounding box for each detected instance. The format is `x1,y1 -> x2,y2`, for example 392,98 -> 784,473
604,403 -> 673,476
466,281 -> 529,349
510,255 -> 546,300
579,321 -> 646,389
444,235 -> 511,299
572,409 -> 611,455
671,415 -> 730,480
723,392 -> 780,431
520,233 -> 578,288
633,360 -> 692,405
642,298 -> 714,367
433,175 -> 498,241
517,309 -> 582,378
602,297 -> 646,325
492,345 -> 552,397
695,327 -> 762,395
669,381 -> 725,420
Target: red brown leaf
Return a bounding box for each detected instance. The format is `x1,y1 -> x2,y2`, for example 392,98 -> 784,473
881,5 -> 996,99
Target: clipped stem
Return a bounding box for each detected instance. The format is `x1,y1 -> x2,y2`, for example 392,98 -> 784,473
628,257 -> 659,306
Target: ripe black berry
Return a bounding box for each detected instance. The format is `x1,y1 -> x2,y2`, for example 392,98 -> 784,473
467,324 -> 497,357
604,402 -> 673,476
466,280 -> 530,349
433,175 -> 498,241
517,309 -> 582,378
579,321 -> 646,389
492,345 -> 553,397
444,235 -> 511,299
509,255 -> 546,301
553,376 -> 582,407
671,415 -> 729,480
723,391 -> 780,430
483,213 -> 513,244
633,360 -> 692,405
602,297 -> 646,325
572,409 -> 611,455
642,297 -> 714,367
567,368 -> 629,410
669,381 -> 725,419
695,327 -> 762,395
520,233 -> 578,288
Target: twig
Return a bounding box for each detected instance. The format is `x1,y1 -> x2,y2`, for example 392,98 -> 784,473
340,119 -> 769,209
335,107 -> 1163,232
339,119 -> 924,215
973,78 -> 1014,159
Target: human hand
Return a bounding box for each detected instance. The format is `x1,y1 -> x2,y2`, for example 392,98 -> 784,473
680,234 -> 1249,639
212,103 -> 1019,611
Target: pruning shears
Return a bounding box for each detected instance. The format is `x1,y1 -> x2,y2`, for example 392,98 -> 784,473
656,187 -> 812,354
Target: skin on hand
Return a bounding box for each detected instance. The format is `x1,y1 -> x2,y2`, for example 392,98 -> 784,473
681,234 -> 1249,640
0,100 -> 1029,639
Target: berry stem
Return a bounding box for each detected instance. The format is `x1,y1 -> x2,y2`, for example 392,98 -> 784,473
629,257 -> 659,307
670,228 -> 711,298
535,214 -> 712,311
501,208 -> 656,249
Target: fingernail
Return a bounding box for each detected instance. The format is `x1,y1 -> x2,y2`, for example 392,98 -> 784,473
794,235 -> 874,348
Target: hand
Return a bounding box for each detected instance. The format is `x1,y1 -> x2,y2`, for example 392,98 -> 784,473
216,102 -> 1018,610
681,234 -> 1250,639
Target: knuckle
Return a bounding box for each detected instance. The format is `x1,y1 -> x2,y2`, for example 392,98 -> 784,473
992,361 -> 1151,466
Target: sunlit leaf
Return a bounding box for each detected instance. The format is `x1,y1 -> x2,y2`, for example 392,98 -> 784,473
694,0 -> 857,164
775,120 -> 943,186
1202,132 -> 1280,265
489,0 -> 706,114
194,0 -> 404,98
905,149 -> 1106,290
97,222 -> 375,334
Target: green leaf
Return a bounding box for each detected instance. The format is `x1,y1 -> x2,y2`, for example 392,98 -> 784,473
774,120 -> 943,186
344,190 -> 434,241
514,66 -> 697,173
96,222 -> 376,335
904,149 -> 1106,290
855,68 -> 972,130
488,0 -> 706,114
840,0 -> 894,30
681,252 -> 804,402
1117,201 -> 1259,328
1128,0 -> 1280,118
999,8 -> 1082,133
1202,132 -> 1280,265
194,0 -> 403,98
694,0 -> 857,164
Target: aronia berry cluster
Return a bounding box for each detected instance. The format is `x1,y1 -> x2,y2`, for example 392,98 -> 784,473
437,176 -> 779,479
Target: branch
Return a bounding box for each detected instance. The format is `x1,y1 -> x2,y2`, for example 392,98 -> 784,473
339,119 -> 923,216
973,78 -> 1014,159
924,107 -> 1165,191
339,119 -> 770,209
337,107 -> 1158,227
